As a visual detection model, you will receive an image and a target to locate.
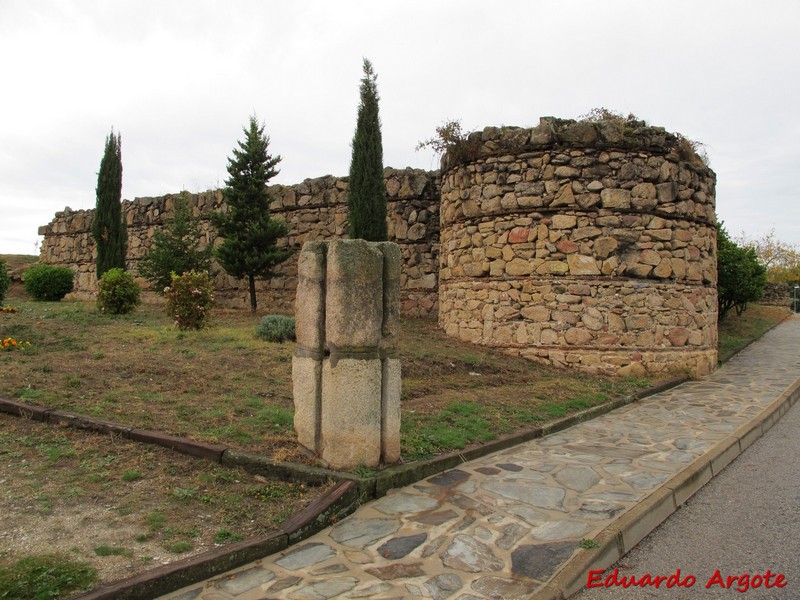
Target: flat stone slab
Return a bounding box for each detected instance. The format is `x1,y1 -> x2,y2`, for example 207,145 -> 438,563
274,543 -> 336,571
511,541 -> 577,580
372,491 -> 440,516
329,518 -> 400,548
482,480 -> 566,510
215,566 -> 274,595
377,533 -> 427,559
441,535 -> 504,573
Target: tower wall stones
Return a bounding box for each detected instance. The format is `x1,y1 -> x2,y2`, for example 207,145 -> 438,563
38,168 -> 440,317
438,118 -> 718,376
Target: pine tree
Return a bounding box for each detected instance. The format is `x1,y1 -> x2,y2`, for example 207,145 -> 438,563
138,194 -> 213,291
347,58 -> 387,241
211,116 -> 291,312
92,130 -> 127,278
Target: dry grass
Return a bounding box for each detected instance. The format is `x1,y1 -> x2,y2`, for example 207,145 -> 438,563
1,285 -> 653,460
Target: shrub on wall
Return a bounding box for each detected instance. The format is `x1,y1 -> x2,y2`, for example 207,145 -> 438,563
164,270 -> 215,330
96,268 -> 141,314
0,259 -> 10,304
23,264 -> 74,301
256,315 -> 295,343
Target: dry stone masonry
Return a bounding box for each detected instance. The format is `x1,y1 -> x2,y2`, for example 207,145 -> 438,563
292,239 -> 401,469
438,117 -> 718,376
39,116 -> 718,377
38,168 -> 440,317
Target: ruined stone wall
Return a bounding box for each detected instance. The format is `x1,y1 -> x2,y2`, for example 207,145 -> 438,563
40,117 -> 720,377
438,118 -> 718,376
38,168 -> 440,317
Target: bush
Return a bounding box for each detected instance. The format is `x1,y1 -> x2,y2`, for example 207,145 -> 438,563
256,315 -> 295,343
0,259 -> 10,304
23,264 -> 74,301
97,268 -> 141,314
164,270 -> 215,330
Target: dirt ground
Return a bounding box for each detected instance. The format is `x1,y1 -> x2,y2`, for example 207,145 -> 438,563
0,412 -> 329,587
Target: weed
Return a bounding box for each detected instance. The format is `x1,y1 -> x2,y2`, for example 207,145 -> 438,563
122,471 -> 141,482
214,529 -> 244,544
351,465 -> 378,478
0,554 -> 97,599
173,486 -> 198,500
146,512 -> 166,532
165,541 -> 192,554
93,545 -> 131,558
579,538 -> 600,549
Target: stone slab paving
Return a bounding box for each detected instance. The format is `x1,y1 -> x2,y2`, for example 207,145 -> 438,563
161,316 -> 800,600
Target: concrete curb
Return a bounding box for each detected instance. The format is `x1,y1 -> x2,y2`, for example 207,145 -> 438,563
72,481 -> 361,600
534,374 -> 800,600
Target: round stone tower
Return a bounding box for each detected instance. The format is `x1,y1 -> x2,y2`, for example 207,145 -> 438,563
438,116 -> 717,377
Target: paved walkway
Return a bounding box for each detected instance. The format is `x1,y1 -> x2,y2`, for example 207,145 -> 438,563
161,316 -> 800,600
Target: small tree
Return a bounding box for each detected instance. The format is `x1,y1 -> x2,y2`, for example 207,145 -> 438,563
211,116 -> 291,312
736,229 -> 800,284
138,194 -> 213,291
92,130 -> 127,278
718,225 -> 767,319
347,58 -> 387,241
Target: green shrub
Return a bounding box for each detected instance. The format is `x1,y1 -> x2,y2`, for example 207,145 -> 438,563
0,554 -> 97,600
256,315 -> 295,343
97,268 -> 141,314
0,259 -> 10,304
23,264 -> 74,301
164,270 -> 215,330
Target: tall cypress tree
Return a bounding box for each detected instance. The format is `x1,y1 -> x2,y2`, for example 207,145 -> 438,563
211,116 -> 291,312
347,58 -> 387,241
92,130 -> 127,278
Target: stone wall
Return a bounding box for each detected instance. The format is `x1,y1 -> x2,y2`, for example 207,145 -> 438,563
438,117 -> 718,376
760,282 -> 795,308
38,168 -> 440,317
39,116 -> 720,377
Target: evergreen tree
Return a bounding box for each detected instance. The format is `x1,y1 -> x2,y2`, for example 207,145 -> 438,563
138,194 -> 213,291
347,58 -> 387,241
211,116 -> 291,312
92,130 -> 127,278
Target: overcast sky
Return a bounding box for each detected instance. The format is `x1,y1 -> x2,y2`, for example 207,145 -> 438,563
2,0 -> 798,256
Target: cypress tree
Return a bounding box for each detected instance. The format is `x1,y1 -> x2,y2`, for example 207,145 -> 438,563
347,58 -> 387,241
92,130 -> 127,278
211,116 -> 291,312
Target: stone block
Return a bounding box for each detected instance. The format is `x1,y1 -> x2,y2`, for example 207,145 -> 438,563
381,358 -> 402,464
600,188 -> 631,209
376,242 -> 401,352
325,239 -> 384,349
295,241 -> 327,351
292,355 -> 322,453
567,254 -> 600,275
321,358 -> 382,469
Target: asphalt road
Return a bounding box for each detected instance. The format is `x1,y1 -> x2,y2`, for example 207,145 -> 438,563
573,395 -> 800,599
